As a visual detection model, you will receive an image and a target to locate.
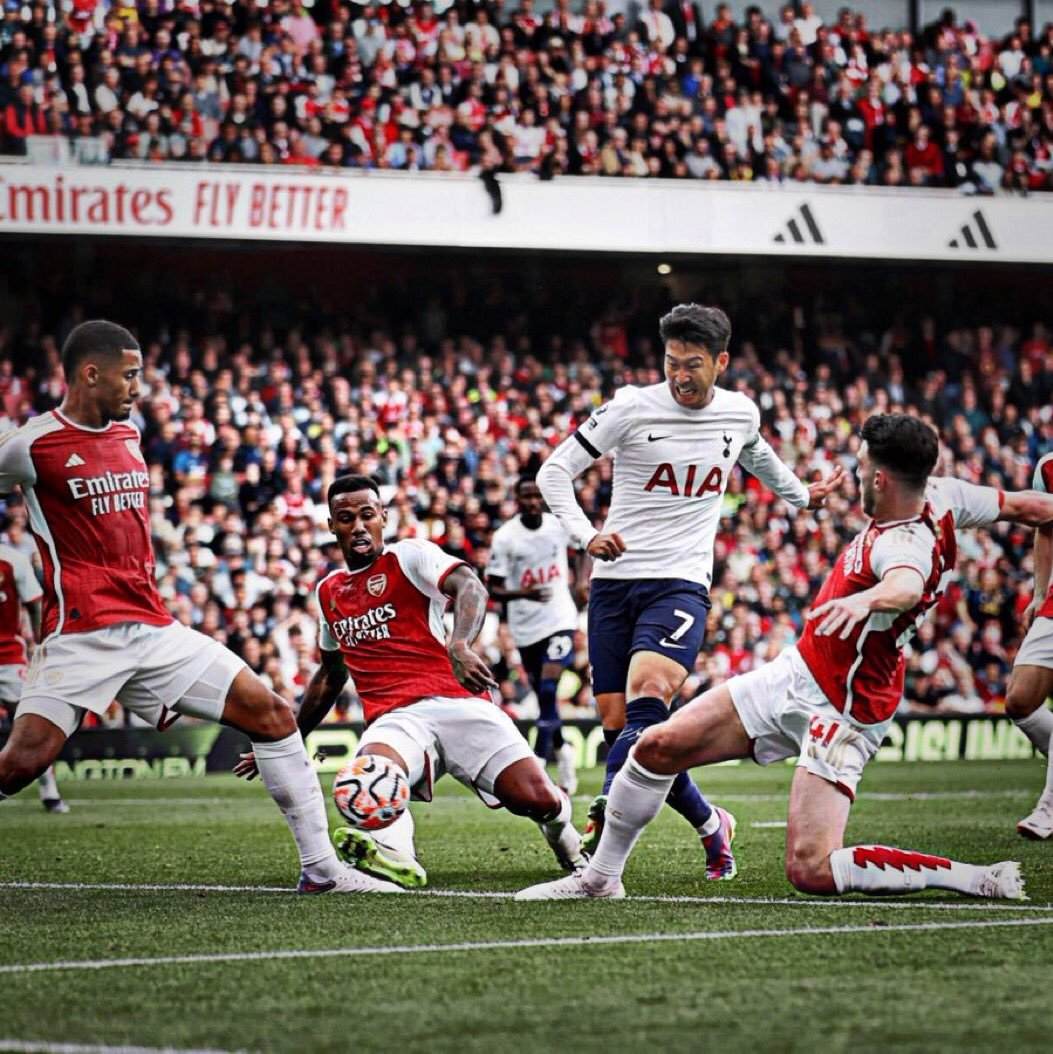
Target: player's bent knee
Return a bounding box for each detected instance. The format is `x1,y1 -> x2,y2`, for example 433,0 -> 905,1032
499,767 -> 561,819
242,693 -> 296,742
0,749 -> 49,796
634,725 -> 684,775
1004,678 -> 1038,719
785,848 -> 836,895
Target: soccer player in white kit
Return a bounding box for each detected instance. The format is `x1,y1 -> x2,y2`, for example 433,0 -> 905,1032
0,537 -> 67,812
488,478 -> 581,794
537,303 -> 844,878
236,474 -> 584,888
519,414 -> 1053,901
0,320 -> 400,894
1006,451 -> 1053,838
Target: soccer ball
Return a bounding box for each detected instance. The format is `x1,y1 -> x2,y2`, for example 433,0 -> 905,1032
332,755 -> 410,831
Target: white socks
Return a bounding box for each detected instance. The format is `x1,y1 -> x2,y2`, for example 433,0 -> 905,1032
38,767 -> 60,802
586,757 -> 675,888
1014,706 -> 1053,754
373,808 -> 417,861
830,845 -> 985,895
253,731 -> 341,880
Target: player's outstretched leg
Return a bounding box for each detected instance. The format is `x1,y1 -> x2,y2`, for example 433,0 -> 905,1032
224,670 -> 402,894
38,766 -> 69,813
518,686 -> 750,900
786,769 -> 1026,900
494,757 -> 585,872
1005,665 -> 1053,839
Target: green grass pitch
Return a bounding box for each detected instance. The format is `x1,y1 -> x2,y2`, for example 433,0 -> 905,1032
1,759 -> 1051,1053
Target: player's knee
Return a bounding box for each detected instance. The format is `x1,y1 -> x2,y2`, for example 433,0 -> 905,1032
0,748 -> 48,796
248,694 -> 296,742
785,846 -> 836,895
504,770 -> 561,819
1004,677 -> 1038,719
628,672 -> 675,702
634,725 -> 683,775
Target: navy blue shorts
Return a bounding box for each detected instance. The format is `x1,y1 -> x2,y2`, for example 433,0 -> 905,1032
518,631 -> 575,691
588,578 -> 711,696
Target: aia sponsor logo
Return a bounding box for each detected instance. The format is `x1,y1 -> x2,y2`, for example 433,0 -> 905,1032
367,573 -> 387,597
644,463 -> 724,497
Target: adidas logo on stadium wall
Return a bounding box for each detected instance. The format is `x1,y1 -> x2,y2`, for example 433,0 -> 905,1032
772,204 -> 825,245
948,210 -> 997,250
65,453 -> 85,468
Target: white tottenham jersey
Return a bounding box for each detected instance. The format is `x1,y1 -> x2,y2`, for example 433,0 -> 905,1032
537,383 -> 809,587
488,513 -> 578,646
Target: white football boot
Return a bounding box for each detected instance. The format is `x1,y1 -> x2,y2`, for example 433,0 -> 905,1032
515,871 -> 625,901
1017,796 -> 1053,840
974,861 -> 1027,901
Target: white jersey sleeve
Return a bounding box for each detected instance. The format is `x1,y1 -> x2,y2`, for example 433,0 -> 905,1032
735,406 -> 809,508
315,581 -> 339,651
393,539 -> 468,601
9,547 -> 41,604
537,388 -> 639,548
0,426 -> 35,494
871,524 -> 934,583
1033,453 -> 1053,493
928,476 -> 1003,529
487,529 -> 511,580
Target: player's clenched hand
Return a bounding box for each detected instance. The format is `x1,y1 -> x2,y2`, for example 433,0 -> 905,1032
522,585 -> 553,602
806,464 -> 847,509
806,593 -> 872,639
449,643 -> 498,693
1023,599 -> 1039,629
233,751 -> 259,781
587,532 -> 627,562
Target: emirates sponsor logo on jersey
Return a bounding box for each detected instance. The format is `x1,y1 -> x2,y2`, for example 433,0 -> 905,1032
331,602 -> 397,647
367,573 -> 387,597
66,468 -> 150,516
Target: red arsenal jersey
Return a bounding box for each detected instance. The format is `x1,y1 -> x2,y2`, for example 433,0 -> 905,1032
317,539 -> 482,723
0,541 -> 41,665
0,411 -> 173,640
797,477 -> 1003,725
1034,453 -> 1053,620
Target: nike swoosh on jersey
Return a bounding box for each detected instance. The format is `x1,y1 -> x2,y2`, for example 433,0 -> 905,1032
658,638 -> 688,649
647,433 -> 672,442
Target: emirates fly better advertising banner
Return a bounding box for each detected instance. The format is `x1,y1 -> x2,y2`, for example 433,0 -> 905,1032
1,161 -> 1051,262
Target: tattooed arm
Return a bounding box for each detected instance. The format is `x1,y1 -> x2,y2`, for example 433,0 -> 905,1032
442,565 -> 497,693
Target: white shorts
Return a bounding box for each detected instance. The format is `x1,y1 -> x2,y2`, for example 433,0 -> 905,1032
357,696 -> 536,808
1015,616 -> 1053,670
728,647 -> 888,801
0,663 -> 25,706
16,622 -> 246,738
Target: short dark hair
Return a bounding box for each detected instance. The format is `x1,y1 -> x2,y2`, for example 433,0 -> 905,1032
861,413 -> 939,490
327,473 -> 380,507
61,320 -> 139,377
658,304 -> 731,357
514,476 -> 539,495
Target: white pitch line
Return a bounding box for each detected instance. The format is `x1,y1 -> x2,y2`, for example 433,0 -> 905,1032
750,821 -> 788,828
3,881 -> 1053,913
0,1043 -> 244,1054
2,918 -> 1051,976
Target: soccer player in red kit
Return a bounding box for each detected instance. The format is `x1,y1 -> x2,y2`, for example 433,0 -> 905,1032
236,474 -> 584,889
519,414 -> 1053,901
0,535 -> 67,812
0,320 -> 400,894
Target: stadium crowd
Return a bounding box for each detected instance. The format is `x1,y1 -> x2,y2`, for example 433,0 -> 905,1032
0,267 -> 1050,728
1,0 -> 1052,191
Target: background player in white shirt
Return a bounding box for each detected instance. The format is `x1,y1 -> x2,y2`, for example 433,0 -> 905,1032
519,414 -> 1053,901
488,478 -> 580,793
1007,451 -> 1053,838
537,303 -> 844,878
0,537 -> 66,812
